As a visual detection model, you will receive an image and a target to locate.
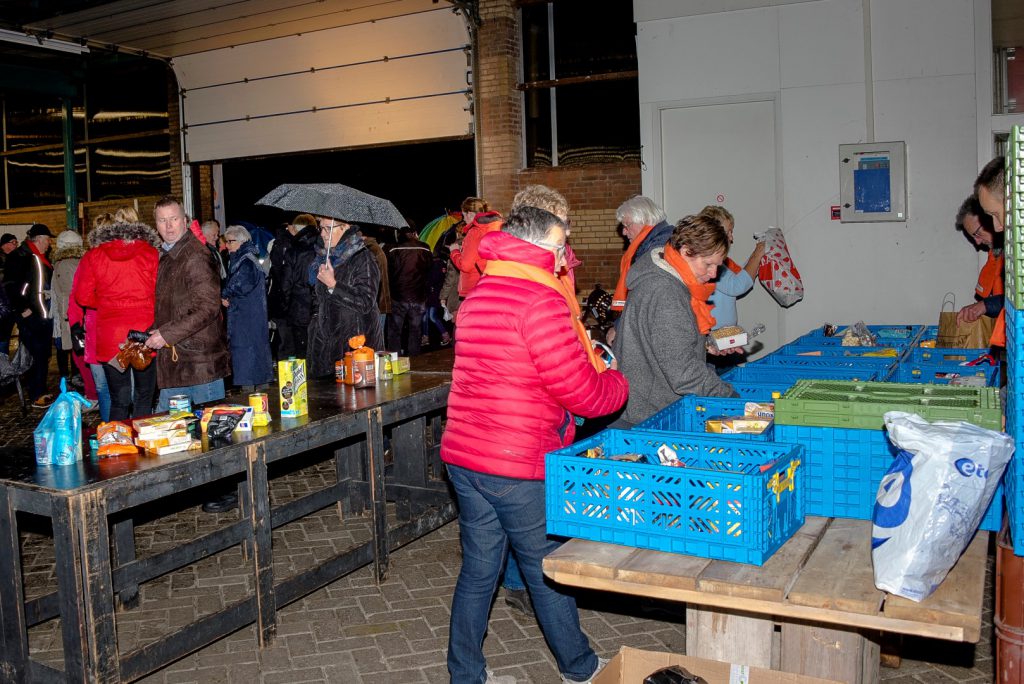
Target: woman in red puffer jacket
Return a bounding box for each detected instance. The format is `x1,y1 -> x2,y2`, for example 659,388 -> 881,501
74,221 -> 160,420
449,197 -> 503,297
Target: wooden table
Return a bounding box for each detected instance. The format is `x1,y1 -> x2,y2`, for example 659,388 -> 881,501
544,517 -> 989,683
0,368 -> 454,683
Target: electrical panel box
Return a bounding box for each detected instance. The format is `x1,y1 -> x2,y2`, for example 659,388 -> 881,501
839,141 -> 907,223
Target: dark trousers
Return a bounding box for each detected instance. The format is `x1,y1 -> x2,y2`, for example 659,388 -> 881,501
0,315 -> 14,357
387,300 -> 426,356
104,362 -> 157,421
20,315 -> 52,400
276,321 -> 308,360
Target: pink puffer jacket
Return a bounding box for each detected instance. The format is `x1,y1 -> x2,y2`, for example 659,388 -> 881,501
441,231 -> 628,480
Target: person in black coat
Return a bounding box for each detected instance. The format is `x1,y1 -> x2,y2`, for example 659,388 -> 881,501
222,225 -> 273,391
4,224 -> 55,405
385,228 -> 432,355
278,221 -> 320,359
268,214 -> 317,359
307,218 -> 382,378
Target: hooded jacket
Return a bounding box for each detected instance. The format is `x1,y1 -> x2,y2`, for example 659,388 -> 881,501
450,211 -> 503,296
154,229 -> 230,388
73,222 -> 160,363
441,231 -> 629,480
50,244 -> 85,349
613,248 -> 737,425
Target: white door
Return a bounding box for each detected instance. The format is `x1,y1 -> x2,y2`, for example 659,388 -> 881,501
658,99 -> 780,357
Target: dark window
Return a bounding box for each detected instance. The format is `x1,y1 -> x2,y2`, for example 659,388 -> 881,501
520,0 -> 640,168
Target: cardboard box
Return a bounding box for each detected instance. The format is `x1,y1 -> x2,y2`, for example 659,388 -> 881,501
593,647 -> 840,684
277,358 -> 308,417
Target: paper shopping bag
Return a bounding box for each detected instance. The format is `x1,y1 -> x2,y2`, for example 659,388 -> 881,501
937,294 -> 995,348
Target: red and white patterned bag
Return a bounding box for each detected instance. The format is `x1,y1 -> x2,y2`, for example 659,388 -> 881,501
756,228 -> 803,307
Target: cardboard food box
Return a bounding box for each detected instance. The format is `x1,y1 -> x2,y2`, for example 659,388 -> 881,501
593,647 -> 841,684
711,326 -> 748,351
277,358 -> 308,417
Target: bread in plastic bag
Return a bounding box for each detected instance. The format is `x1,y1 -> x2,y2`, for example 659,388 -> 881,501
33,378 -> 93,466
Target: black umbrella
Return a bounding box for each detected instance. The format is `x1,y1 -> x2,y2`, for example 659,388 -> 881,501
256,183 -> 408,229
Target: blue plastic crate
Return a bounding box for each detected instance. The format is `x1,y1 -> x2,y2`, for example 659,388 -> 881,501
776,343 -> 903,359
914,325 -> 941,346
545,429 -> 805,565
895,362 -> 1000,386
799,324 -> 921,341
759,353 -> 897,379
728,381 -> 789,400
775,423 -> 1003,530
724,365 -> 877,385
905,347 -> 989,364
636,395 -> 775,440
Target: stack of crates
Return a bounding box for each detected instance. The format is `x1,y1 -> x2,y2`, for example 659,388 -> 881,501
773,379 -> 1004,529
1005,125 -> 1024,554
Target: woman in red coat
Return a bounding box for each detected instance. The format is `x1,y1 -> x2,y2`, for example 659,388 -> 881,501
441,206 -> 628,684
449,196 -> 503,297
74,221 -> 160,420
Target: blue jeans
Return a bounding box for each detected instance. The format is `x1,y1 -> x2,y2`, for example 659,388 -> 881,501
89,363 -> 112,422
503,553 -> 525,591
446,464 -> 597,684
156,378 -> 225,412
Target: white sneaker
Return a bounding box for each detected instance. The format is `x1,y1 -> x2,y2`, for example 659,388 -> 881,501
560,657 -> 609,684
485,670 -> 517,684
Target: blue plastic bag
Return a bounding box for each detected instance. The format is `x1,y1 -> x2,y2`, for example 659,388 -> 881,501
33,378 -> 93,466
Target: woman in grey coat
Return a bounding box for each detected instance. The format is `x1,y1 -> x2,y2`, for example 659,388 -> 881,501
50,230 -> 85,387
612,214 -> 738,426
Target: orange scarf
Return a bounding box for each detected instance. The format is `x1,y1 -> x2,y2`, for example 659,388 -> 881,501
724,257 -> 742,274
484,260 -> 607,372
663,244 -> 717,335
610,225 -> 653,311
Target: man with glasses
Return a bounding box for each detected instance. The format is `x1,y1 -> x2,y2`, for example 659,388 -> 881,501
145,195 -> 230,413
954,194 -> 1003,326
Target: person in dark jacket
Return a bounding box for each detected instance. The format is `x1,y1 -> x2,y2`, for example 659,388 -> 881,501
421,246 -> 451,347
222,225 -> 273,391
307,217 -> 382,378
385,228 -> 432,355
145,196 -> 230,411
4,224 -> 56,405
0,233 -> 17,356
268,214 -> 316,358
279,221 -> 320,358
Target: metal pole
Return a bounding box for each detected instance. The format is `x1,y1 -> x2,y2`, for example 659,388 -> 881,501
62,97 -> 78,230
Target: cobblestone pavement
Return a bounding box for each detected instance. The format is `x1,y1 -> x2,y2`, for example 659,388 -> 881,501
0,369 -> 996,683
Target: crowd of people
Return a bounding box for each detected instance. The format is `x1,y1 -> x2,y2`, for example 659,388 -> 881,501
0,164 -> 1010,683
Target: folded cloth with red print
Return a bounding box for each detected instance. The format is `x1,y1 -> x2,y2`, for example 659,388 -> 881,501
755,227 -> 803,308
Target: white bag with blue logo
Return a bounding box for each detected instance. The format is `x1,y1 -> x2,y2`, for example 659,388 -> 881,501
872,411 -> 1014,601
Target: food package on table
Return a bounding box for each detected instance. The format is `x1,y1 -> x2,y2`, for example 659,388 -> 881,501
841,321 -> 877,346
199,405 -> 254,436
705,415 -> 772,435
97,421 -> 139,457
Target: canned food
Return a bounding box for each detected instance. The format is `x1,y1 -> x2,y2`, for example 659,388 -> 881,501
168,394 -> 191,417
249,392 -> 270,427
335,359 -> 345,384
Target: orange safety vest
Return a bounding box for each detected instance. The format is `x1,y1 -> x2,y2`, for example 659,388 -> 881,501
975,250 -> 1004,298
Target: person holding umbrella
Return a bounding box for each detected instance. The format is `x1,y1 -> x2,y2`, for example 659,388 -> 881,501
307,215 -> 383,377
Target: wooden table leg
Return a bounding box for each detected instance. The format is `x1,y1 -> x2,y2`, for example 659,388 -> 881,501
780,621 -> 881,683
685,605 -> 774,668
243,443 -> 277,648
391,416 -> 428,521
54,490 -> 120,682
0,486 -> 28,681
335,440 -> 368,520
366,407 -> 389,583
111,516 -> 139,609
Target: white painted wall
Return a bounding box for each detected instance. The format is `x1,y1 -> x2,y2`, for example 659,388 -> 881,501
636,0 -> 985,348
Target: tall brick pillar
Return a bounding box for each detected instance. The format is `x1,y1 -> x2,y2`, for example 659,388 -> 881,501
474,0 -> 642,293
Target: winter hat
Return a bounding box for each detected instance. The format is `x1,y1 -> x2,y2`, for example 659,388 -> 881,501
56,230 -> 83,249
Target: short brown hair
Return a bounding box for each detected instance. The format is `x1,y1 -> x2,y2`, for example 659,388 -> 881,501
461,197 -> 489,214
699,205 -> 734,227
974,157 -> 1005,199
154,195 -> 183,215
292,213 -> 317,229
511,184 -> 569,220
669,214 -> 729,258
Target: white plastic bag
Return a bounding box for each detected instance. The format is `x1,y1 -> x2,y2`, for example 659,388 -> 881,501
871,411 -> 1014,601
754,227 -> 803,307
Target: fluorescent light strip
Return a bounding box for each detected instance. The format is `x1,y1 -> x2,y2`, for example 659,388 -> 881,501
0,28 -> 89,55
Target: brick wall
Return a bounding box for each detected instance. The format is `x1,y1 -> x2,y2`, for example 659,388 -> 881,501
168,67 -> 183,201
197,164 -> 214,223
476,0 -> 641,294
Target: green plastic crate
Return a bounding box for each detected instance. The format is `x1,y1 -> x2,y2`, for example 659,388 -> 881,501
774,380 -> 1001,431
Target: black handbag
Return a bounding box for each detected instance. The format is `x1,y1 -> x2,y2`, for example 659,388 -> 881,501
70,321 -> 86,355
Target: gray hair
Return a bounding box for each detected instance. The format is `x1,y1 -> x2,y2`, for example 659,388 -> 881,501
224,224 -> 251,243
502,206 -> 565,244
616,195 -> 667,226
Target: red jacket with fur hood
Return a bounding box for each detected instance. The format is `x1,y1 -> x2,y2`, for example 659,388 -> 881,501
441,231 -> 628,480
73,222 -> 160,363
450,211 -> 503,296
